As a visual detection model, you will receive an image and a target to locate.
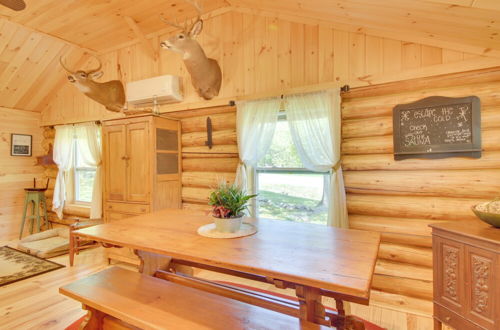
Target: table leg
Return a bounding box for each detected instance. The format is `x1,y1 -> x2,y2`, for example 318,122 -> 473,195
135,250 -> 194,276
295,285 -> 328,325
135,250 -> 172,276
80,305 -> 105,330
433,317 -> 442,330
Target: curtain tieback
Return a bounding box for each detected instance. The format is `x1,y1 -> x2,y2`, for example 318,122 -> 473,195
331,159 -> 342,173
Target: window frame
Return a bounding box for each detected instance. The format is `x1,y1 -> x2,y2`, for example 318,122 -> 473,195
253,113 -> 330,223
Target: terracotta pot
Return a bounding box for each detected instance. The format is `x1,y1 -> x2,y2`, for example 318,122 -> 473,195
214,216 -> 243,233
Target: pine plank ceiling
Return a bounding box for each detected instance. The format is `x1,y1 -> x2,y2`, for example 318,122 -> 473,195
0,0 -> 230,52
228,0 -> 500,57
0,0 -> 499,112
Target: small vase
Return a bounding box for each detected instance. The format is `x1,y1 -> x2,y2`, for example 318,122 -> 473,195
214,216 -> 243,233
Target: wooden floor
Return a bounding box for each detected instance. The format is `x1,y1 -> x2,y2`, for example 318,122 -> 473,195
0,245 -> 445,330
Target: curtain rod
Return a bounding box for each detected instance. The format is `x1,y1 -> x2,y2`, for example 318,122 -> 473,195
43,120 -> 101,128
227,83 -> 350,106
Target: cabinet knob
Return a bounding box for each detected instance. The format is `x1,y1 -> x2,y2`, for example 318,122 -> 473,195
445,316 -> 451,322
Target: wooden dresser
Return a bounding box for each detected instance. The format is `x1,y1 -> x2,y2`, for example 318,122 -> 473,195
102,114 -> 182,264
430,220 -> 500,330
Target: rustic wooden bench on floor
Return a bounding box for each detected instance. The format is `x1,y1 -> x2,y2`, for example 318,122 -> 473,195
60,266 -> 328,330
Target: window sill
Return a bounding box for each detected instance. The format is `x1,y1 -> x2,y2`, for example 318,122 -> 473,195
64,204 -> 91,218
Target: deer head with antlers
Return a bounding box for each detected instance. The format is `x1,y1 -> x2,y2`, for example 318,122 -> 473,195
159,0 -> 222,100
60,55 -> 126,112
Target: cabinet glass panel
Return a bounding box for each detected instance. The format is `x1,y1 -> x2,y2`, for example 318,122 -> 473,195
157,153 -> 178,174
156,128 -> 178,151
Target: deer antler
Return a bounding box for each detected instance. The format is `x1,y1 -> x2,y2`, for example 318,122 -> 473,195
87,55 -> 102,74
185,0 -> 203,30
59,56 -> 75,74
159,0 -> 203,32
159,14 -> 186,31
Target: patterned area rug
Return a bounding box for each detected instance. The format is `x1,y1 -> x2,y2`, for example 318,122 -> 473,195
0,246 -> 64,286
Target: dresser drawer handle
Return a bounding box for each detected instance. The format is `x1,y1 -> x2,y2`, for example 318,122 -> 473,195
445,316 -> 451,322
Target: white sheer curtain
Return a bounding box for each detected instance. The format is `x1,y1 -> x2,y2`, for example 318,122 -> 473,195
74,123 -> 102,219
286,89 -> 348,228
235,97 -> 281,214
52,123 -> 102,219
52,125 -> 75,219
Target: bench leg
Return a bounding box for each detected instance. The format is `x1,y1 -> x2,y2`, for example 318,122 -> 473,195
81,306 -> 106,330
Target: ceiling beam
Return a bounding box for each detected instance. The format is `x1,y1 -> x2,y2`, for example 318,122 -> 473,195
124,16 -> 158,61
230,5 -> 500,59
0,16 -> 98,55
422,0 -> 500,11
99,5 -> 232,55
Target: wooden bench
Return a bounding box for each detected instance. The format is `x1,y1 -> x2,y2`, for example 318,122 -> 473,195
60,266 -> 328,329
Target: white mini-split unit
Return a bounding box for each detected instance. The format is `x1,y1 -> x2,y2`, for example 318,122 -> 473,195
126,75 -> 183,107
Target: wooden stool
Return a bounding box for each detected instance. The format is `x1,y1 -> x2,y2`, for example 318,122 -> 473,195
19,188 -> 49,239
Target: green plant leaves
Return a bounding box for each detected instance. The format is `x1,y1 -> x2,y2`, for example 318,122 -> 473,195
208,182 -> 257,218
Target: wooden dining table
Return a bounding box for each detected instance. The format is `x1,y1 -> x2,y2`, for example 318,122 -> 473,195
73,208 -> 380,329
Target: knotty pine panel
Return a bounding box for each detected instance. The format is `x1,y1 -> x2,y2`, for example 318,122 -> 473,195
0,107 -> 43,241
40,11 -> 490,126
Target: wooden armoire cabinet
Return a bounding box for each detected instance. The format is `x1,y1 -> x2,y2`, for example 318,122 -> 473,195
431,220 -> 500,330
102,115 -> 181,264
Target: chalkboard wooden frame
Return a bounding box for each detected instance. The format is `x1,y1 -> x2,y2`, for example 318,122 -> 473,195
393,96 -> 481,160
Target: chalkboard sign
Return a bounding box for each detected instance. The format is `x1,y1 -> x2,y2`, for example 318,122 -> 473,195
393,96 -> 481,160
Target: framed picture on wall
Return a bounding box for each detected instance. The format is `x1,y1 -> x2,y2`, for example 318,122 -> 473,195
11,134 -> 32,156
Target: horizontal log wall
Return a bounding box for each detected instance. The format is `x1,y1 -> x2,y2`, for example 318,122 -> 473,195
0,107 -> 43,241
341,68 -> 500,316
169,106 -> 238,214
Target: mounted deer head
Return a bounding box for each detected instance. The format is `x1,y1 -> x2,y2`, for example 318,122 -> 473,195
159,0 -> 222,100
60,55 -> 126,112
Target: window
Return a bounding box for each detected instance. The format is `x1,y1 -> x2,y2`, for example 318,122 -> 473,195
255,115 -> 329,225
70,137 -> 97,204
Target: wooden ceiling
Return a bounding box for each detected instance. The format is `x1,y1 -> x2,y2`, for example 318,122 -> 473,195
228,0 -> 500,58
0,0 -> 229,52
0,19 -> 89,112
0,0 -> 499,113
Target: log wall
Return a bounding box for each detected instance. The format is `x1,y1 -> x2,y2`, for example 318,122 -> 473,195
341,68 -> 500,316
0,107 -> 43,241
168,105 -> 239,214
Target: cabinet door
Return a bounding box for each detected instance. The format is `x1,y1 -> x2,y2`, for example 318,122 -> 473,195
465,245 -> 497,329
126,121 -> 150,202
433,236 -> 465,314
104,124 -> 127,202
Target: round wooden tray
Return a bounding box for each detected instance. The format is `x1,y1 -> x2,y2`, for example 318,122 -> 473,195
197,223 -> 257,239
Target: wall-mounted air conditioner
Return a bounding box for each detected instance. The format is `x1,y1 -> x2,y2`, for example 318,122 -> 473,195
126,75 -> 183,107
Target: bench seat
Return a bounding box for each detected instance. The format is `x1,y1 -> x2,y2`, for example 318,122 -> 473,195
60,266 -> 327,330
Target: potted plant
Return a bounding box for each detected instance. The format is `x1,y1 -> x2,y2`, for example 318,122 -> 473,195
208,183 -> 257,233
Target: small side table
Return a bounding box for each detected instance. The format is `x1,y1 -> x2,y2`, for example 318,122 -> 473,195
19,188 -> 49,239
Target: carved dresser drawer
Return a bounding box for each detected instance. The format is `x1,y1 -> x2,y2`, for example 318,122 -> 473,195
431,220 -> 500,330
